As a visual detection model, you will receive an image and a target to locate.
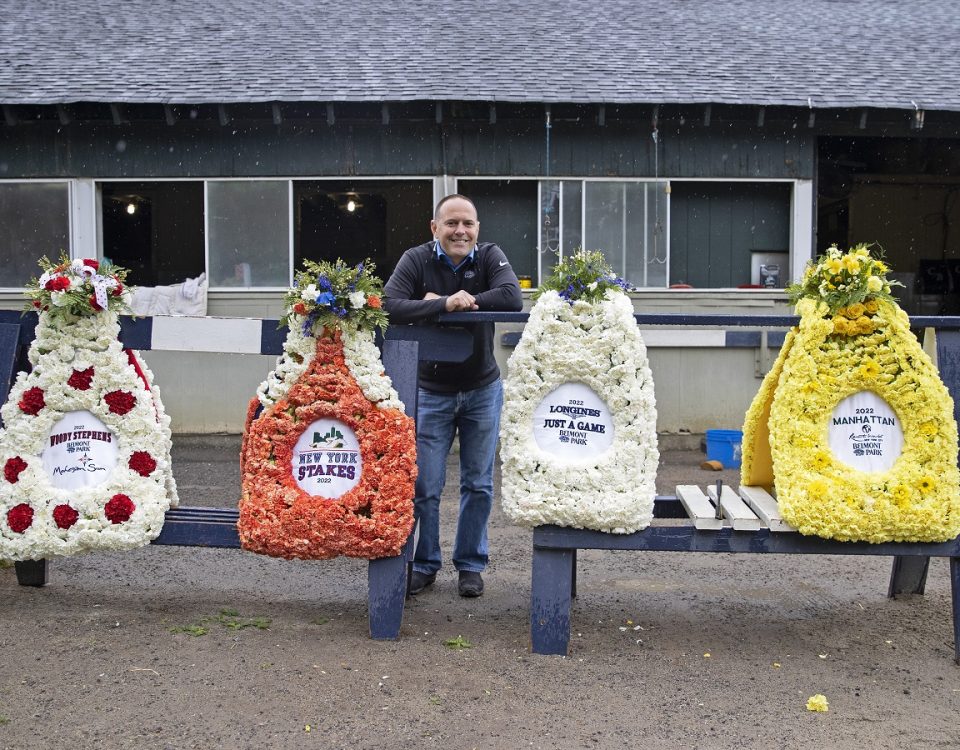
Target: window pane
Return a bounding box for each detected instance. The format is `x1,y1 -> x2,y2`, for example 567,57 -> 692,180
294,180 -> 432,277
584,182 -> 628,279
101,182 -> 205,286
208,181 -> 289,287
560,180 -> 582,256
541,180 -> 560,256
583,181 -> 668,288
0,182 -> 69,287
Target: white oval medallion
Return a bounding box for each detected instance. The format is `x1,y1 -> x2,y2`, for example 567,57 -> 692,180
827,391 -> 904,472
532,382 -> 615,460
292,419 -> 362,498
41,410 -> 119,490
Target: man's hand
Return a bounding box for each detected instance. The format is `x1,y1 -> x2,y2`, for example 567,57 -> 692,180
424,290 -> 478,312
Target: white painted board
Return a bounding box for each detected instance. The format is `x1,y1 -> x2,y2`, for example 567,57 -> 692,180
738,486 -> 796,533
676,485 -> 724,530
706,485 -> 763,531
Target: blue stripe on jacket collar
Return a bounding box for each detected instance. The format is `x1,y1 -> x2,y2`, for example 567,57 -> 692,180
434,240 -> 476,271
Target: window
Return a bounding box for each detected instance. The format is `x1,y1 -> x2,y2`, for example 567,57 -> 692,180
101,182 -> 205,287
583,181 -> 668,288
462,179 -> 667,287
669,182 -> 791,288
0,182 -> 70,288
207,181 -> 289,288
294,180 -> 432,277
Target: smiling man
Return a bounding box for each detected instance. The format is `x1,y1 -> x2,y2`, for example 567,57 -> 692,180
384,194 -> 522,598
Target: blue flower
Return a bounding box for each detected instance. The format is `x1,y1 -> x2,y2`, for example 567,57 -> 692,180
315,291 -> 336,306
318,276 -> 332,291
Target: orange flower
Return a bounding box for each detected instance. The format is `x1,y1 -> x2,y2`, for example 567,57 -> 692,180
366,295 -> 382,309
239,334 -> 416,560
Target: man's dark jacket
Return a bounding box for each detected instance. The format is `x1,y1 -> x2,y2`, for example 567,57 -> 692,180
384,241 -> 523,392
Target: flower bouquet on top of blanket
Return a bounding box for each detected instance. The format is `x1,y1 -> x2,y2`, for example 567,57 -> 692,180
0,255 -> 178,561
740,244 -> 960,543
238,259 -> 416,560
500,250 -> 659,534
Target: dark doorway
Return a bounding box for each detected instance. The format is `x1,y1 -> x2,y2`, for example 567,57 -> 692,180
818,137 -> 960,314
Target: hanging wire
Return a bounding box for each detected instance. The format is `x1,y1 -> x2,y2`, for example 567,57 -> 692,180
650,122 -> 666,264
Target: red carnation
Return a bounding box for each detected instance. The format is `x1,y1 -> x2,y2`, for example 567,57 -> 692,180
18,387 -> 45,415
82,259 -> 100,271
366,295 -> 382,309
293,301 -> 307,315
104,390 -> 136,415
111,279 -> 124,297
44,276 -> 70,292
53,504 -> 79,530
7,503 -> 34,533
89,294 -> 103,311
104,494 -> 135,524
128,451 -> 157,477
68,367 -> 95,391
4,457 -> 28,483
32,299 -> 42,308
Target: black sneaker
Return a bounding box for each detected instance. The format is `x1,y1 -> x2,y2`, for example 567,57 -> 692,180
458,571 -> 484,598
408,570 -> 436,596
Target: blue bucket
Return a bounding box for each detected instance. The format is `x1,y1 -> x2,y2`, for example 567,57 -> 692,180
705,429 -> 743,469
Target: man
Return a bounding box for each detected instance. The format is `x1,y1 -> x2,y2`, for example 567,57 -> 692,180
384,194 -> 522,597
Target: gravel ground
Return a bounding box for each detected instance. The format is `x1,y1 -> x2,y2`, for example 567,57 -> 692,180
2,436 -> 959,749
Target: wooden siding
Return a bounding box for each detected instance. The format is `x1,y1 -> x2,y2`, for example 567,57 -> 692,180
0,119 -> 814,180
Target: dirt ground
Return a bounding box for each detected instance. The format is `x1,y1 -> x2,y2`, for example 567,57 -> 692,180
2,435 -> 960,750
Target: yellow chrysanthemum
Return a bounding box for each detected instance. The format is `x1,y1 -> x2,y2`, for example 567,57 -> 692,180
892,485 -> 911,508
806,694 -> 829,713
859,358 -> 881,378
918,475 -> 936,493
808,479 -> 829,498
919,421 -> 938,437
812,450 -> 831,470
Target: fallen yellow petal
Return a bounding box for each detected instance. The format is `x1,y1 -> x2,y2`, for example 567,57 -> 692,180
806,694 -> 829,712
703,653 -> 711,658
773,662 -> 781,668
305,725 -> 312,732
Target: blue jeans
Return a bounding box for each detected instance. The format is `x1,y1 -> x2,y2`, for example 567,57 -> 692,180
413,379 -> 503,575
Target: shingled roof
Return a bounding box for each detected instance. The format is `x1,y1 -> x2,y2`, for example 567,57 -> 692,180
1,0 -> 957,112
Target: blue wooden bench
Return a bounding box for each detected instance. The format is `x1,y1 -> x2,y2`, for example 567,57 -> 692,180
0,310 -> 470,640
517,313 -> 960,660
441,311 -> 960,661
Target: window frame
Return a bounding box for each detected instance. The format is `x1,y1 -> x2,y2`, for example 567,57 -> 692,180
0,178 -> 74,291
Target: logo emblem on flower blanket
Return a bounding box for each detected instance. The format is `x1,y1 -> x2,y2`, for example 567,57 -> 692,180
532,383 -> 614,459
293,419 -> 362,498
827,393 -> 903,472
41,411 -> 119,490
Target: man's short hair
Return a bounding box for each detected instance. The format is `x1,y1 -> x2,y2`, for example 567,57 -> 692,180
434,194 -> 478,219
